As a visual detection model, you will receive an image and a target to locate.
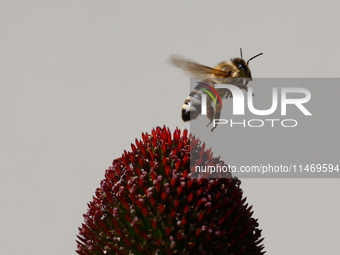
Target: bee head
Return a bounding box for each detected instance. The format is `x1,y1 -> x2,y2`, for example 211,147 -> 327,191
232,58 -> 252,78
232,49 -> 263,85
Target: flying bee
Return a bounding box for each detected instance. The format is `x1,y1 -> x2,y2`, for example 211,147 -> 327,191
169,49 -> 263,131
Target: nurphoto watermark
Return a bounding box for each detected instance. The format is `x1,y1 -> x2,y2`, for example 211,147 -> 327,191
200,83 -> 312,128
189,78 -> 339,178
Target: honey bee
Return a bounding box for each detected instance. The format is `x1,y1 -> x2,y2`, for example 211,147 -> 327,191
169,49 -> 263,131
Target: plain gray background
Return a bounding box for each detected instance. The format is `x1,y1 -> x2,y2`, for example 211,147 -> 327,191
1,1 -> 339,254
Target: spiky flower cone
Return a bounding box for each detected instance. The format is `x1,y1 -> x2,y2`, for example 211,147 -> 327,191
76,126 -> 265,255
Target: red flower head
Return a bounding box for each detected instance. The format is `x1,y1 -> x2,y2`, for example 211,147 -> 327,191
76,126 -> 265,254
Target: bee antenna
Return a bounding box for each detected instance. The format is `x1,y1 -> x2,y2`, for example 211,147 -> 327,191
240,48 -> 243,59
247,53 -> 263,65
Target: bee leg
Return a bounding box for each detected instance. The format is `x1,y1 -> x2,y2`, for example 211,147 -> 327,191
225,89 -> 232,99
236,84 -> 254,96
236,84 -> 248,92
206,105 -> 214,127
211,102 -> 222,132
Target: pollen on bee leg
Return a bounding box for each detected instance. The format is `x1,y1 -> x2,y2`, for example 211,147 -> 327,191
206,105 -> 214,127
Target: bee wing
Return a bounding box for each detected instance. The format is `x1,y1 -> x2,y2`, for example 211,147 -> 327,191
168,54 -> 231,78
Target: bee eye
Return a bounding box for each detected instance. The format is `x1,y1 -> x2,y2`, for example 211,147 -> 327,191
238,64 -> 248,72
